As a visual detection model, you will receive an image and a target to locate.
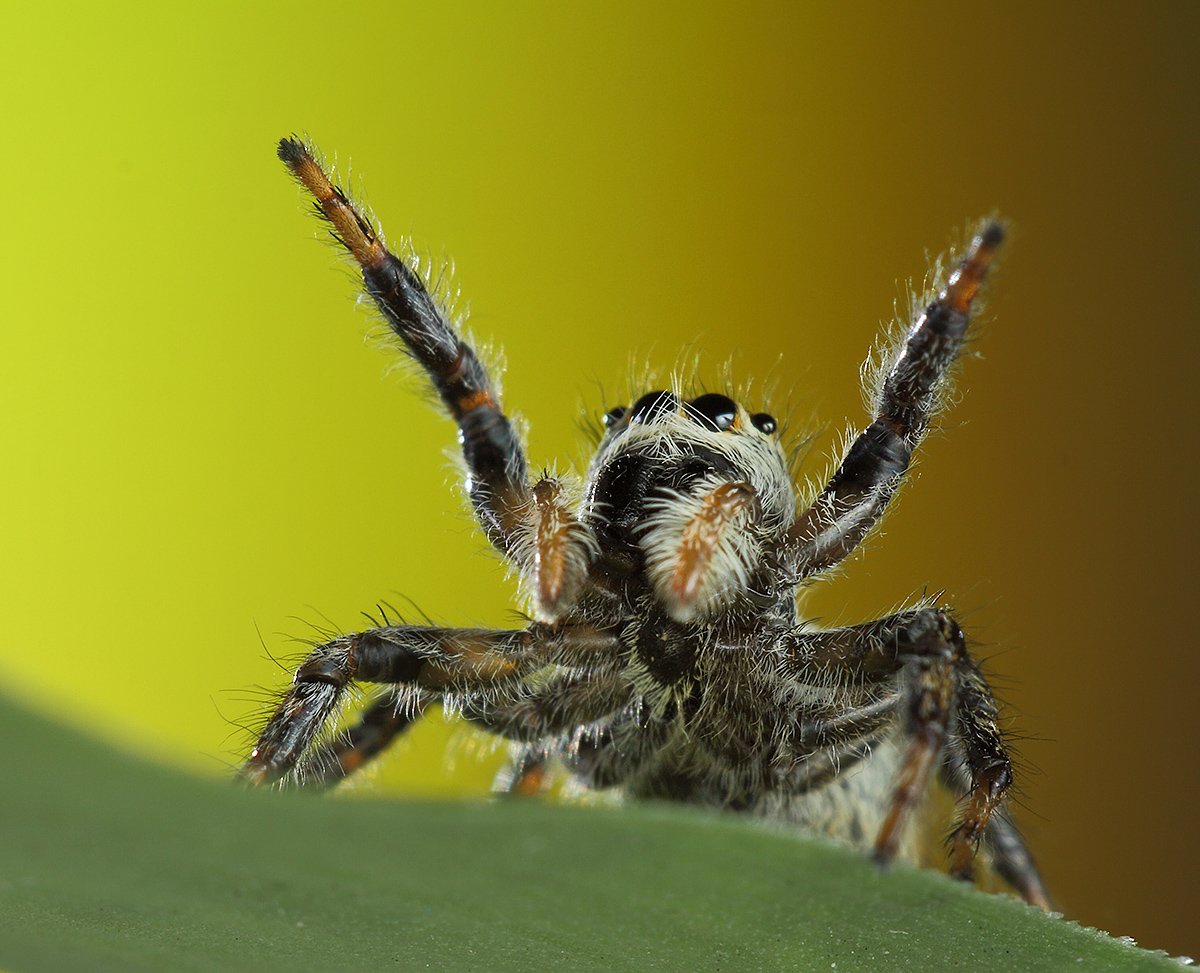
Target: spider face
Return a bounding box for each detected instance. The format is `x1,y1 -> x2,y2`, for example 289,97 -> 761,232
588,392 -> 793,530
582,390 -> 796,625
243,137 -> 1049,912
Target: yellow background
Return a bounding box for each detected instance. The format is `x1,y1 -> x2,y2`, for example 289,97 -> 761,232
2,2 -> 1196,958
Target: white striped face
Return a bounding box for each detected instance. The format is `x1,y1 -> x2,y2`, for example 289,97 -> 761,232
584,390 -> 796,622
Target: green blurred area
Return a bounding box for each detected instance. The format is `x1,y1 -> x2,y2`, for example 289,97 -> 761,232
1,695 -> 1182,973
1,1 -> 1196,959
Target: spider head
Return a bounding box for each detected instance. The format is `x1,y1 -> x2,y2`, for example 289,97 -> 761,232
588,390 -> 793,518
583,389 -> 795,620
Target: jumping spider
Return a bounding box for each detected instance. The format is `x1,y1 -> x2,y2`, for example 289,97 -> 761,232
242,136 -> 1048,908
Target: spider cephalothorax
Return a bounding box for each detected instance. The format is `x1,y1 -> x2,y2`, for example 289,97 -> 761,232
241,136 -> 1049,910
580,389 -> 796,626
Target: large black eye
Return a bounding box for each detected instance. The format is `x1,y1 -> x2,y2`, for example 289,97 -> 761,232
689,393 -> 738,431
750,412 -> 777,434
629,390 -> 679,423
602,405 -> 627,428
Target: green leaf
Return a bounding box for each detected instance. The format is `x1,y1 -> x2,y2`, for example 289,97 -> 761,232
0,697 -> 1183,972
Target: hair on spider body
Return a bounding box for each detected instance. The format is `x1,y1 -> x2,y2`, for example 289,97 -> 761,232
242,136 -> 1048,911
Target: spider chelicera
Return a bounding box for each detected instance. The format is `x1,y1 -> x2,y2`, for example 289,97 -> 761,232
241,136 -> 1048,909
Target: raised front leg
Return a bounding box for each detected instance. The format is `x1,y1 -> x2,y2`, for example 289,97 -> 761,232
277,138 -> 531,555
785,223 -> 1003,577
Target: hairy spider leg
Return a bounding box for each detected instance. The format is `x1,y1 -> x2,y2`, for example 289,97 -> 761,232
240,626 -> 532,786
462,667 -> 658,798
873,634 -> 956,866
240,624 -> 618,786
786,223 -> 1003,577
784,606 -> 1046,907
299,692 -> 427,790
491,745 -> 551,796
790,694 -> 899,749
463,671 -> 633,796
459,666 -> 660,796
942,657 -> 1017,882
276,137 -> 531,555
463,667 -> 633,793
461,667 -> 632,742
560,704 -> 676,791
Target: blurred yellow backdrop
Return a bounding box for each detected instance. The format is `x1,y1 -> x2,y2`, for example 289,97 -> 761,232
2,1 -> 1196,959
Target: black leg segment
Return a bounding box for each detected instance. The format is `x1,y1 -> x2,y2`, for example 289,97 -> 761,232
786,223 -> 1003,577
240,625 -> 538,786
301,692 -> 427,790
277,137 -> 531,555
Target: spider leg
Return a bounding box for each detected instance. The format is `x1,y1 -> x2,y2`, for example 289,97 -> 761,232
791,694 -> 898,749
873,644 -> 956,868
277,138 -> 530,555
460,667 -> 632,742
778,734 -> 888,794
936,660 -> 1051,908
784,223 -> 1002,578
485,697 -> 676,794
940,657 -> 1018,881
240,623 -> 618,786
460,666 -> 631,795
491,745 -> 550,796
298,691 -> 427,790
461,670 -> 657,796
978,810 -> 1052,910
783,607 -> 1030,901
565,702 -> 676,791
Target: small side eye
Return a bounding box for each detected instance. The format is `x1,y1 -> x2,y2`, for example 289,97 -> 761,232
750,412 -> 777,434
603,406 -> 628,428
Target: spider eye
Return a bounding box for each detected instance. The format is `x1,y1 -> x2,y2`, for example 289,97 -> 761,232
629,390 -> 679,423
750,412 -> 777,434
689,393 -> 738,431
602,406 -> 628,428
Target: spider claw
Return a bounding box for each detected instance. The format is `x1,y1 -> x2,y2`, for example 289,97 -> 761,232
945,219 -> 1004,314
871,845 -> 896,871
236,757 -> 272,788
276,134 -> 309,165
949,861 -> 976,884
